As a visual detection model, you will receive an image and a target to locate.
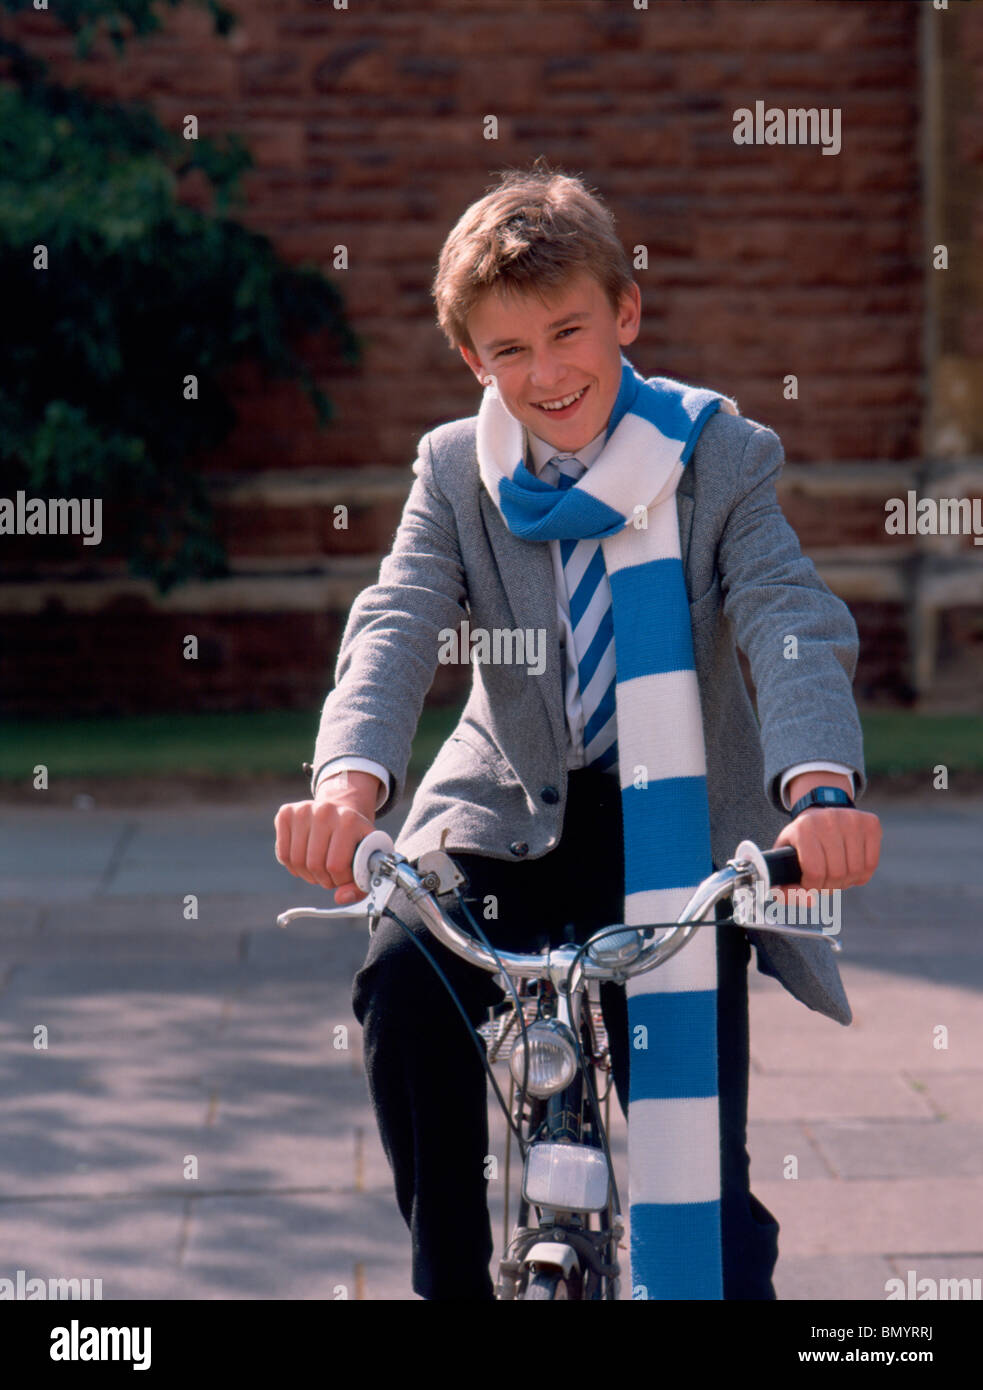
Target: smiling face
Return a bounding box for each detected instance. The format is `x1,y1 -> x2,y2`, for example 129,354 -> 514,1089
458,270 -> 642,453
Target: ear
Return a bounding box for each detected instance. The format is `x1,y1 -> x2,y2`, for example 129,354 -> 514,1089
617,281 -> 642,347
459,344 -> 491,386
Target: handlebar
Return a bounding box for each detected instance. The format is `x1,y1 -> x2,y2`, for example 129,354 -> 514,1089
351,837 -> 797,902
276,834 -> 839,986
762,844 -> 801,887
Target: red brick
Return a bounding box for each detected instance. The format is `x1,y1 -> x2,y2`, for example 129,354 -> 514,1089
0,0 -> 956,714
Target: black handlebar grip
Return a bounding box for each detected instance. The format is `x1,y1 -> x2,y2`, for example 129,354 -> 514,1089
762,846 -> 802,887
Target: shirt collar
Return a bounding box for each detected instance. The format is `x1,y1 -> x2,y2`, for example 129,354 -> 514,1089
525,421 -> 608,477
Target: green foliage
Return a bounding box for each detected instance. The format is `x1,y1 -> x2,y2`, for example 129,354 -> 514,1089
0,0 -> 362,591
1,0 -> 239,58
2,710 -> 980,786
858,713 -> 983,776
0,704 -> 463,781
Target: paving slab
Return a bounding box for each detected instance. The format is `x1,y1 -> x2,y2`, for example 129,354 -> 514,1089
108,815 -> 298,896
0,929 -> 243,964
753,1177 -> 983,1257
0,959 -> 239,1043
0,1198 -> 188,1300
0,1092 -> 211,1199
242,923 -> 363,966
773,1254 -> 901,1302
0,902 -> 44,934
884,1256 -> 983,1296
40,893 -> 287,936
178,1190 -> 412,1300
750,975 -> 980,1074
0,810 -> 135,899
808,1119 -> 983,1180
748,1072 -> 936,1121
0,793 -> 980,1301
910,1071 -> 983,1123
185,1082 -> 381,1197
868,803 -> 983,891
747,1121 -> 838,1181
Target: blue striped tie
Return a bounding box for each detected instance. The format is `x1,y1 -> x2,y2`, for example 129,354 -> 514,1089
545,455 -> 619,772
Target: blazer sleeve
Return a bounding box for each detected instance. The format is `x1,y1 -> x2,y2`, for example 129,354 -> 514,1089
717,423 -> 867,811
310,431 -> 468,819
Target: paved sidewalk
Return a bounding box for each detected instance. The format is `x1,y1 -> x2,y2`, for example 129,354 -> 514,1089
0,787 -> 981,1301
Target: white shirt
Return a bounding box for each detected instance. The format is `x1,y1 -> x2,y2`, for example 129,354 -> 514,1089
316,423 -> 855,811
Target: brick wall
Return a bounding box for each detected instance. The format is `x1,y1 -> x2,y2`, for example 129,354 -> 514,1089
3,0 -> 977,717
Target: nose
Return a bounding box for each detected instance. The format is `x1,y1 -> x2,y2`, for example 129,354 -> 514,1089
527,341 -> 568,393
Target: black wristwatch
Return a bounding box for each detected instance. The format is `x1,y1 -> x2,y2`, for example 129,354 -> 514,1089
789,785 -> 855,819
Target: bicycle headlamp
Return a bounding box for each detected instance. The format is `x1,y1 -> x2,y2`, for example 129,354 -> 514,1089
509,1019 -> 578,1098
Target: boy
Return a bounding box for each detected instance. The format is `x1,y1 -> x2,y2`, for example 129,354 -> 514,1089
274,162 -> 882,1300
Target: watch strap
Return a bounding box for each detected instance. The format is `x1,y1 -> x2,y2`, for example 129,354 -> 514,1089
789,785 -> 855,819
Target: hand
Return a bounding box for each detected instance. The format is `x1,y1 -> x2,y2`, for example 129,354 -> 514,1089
769,806 -> 882,905
274,772 -> 380,904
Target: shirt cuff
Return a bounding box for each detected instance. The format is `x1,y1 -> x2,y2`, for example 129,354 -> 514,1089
313,757 -> 390,812
780,762 -> 856,812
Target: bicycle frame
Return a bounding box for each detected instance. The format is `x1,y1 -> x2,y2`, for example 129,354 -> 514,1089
489,969 -> 623,1300
276,833 -> 839,1301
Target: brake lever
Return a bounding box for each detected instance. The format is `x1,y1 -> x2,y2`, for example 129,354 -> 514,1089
276,877 -> 398,933
728,840 -> 841,953
276,831 -> 401,933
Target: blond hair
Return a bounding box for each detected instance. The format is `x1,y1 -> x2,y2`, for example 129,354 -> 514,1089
431,156 -> 636,356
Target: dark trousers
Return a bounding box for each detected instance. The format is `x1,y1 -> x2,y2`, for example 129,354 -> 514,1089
352,766 -> 779,1300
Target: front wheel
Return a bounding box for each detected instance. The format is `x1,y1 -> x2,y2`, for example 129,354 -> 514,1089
521,1267 -> 582,1300
523,1271 -> 568,1300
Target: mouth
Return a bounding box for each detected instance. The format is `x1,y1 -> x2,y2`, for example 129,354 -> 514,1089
532,384 -> 589,419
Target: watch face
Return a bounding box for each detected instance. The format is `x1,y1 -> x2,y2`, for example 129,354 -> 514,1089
819,790 -> 851,808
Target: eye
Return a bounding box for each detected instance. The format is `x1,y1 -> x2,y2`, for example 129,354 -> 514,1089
494,327 -> 580,359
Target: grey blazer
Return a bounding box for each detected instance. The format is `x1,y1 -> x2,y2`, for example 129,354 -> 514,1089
312,402 -> 867,1025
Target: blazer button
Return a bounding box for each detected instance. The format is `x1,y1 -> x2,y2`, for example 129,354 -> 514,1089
509,841 -> 529,857
540,785 -> 559,805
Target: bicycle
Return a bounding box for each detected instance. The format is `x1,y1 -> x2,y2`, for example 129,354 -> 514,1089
277,832 -> 841,1300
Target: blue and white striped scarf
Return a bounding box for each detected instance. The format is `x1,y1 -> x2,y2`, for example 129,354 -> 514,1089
475,355 -> 740,1300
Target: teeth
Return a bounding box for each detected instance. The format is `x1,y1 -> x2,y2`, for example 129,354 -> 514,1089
539,386 -> 586,411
